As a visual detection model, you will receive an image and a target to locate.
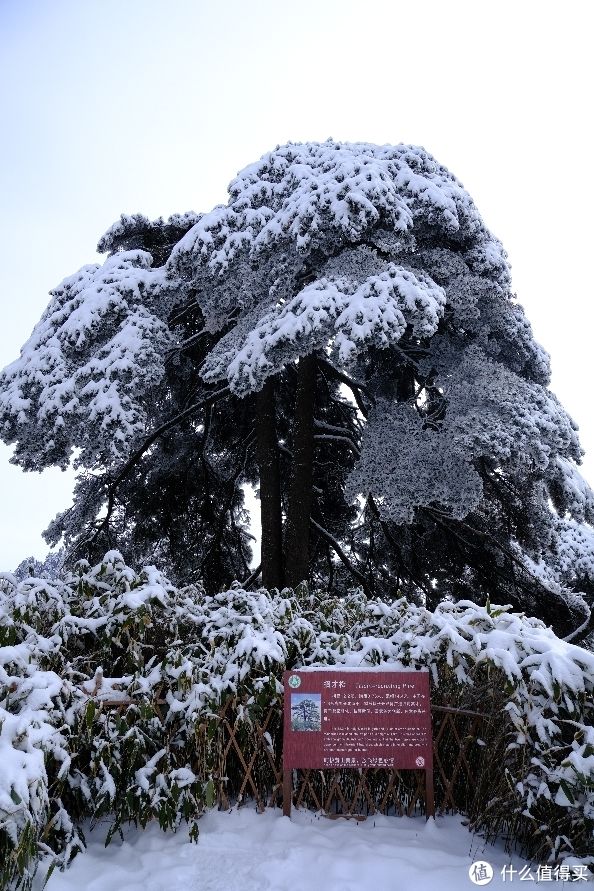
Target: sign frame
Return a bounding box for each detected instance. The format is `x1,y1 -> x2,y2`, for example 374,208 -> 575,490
282,667 -> 434,820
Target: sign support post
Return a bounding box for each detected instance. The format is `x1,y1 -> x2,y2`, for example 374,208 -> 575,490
425,766 -> 435,818
283,769 -> 292,817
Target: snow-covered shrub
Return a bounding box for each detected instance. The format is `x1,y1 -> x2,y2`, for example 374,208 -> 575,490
0,575 -> 84,891
2,552 -> 594,886
0,554 -> 209,889
292,591 -> 594,865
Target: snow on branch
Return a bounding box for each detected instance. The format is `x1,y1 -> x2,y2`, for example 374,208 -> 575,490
169,141 -> 487,279
202,266 -> 445,395
0,251 -> 171,468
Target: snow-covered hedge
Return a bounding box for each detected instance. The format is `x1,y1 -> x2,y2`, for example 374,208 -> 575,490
1,553 -> 594,887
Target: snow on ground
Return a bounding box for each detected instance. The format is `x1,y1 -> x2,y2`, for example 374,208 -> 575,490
42,807 -> 529,891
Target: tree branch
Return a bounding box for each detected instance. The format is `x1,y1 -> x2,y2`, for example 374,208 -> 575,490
425,505 -> 589,637
313,434 -> 361,457
81,387 -> 230,551
562,606 -> 594,644
241,563 -> 262,589
310,518 -> 371,596
318,358 -> 372,418
314,419 -> 359,438
366,494 -> 434,600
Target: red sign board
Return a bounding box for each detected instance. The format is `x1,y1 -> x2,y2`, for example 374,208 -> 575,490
283,668 -> 432,772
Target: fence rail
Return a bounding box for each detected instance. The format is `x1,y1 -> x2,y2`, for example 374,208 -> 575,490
95,693 -> 490,817
201,696 -> 490,816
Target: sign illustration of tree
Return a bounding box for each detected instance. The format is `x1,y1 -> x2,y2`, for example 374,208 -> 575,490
291,695 -> 322,732
1,141 -> 593,638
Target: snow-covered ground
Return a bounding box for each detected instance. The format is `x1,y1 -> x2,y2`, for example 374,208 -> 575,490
42,807 -> 530,891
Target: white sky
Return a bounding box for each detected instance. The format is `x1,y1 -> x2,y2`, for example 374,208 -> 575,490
0,0 -> 592,570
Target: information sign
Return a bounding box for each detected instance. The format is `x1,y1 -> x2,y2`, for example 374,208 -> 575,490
282,668 -> 434,818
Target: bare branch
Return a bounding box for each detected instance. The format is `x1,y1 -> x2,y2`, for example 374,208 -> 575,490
562,607 -> 594,644
310,518 -> 371,596
318,358 -> 372,418
80,387 -> 230,552
241,563 -> 262,589
366,494 -> 434,600
314,419 -> 358,438
313,434 -> 361,457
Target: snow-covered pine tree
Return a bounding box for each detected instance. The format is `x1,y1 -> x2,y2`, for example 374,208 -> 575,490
13,549 -> 64,581
1,142 -> 593,636
0,212 -> 256,589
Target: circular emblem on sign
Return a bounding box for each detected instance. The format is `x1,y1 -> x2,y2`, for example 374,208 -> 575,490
288,675 -> 301,689
468,861 -> 493,885
415,756 -> 425,768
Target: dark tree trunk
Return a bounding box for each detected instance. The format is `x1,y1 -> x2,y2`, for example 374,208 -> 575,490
285,354 -> 317,588
395,364 -> 415,402
256,378 -> 284,589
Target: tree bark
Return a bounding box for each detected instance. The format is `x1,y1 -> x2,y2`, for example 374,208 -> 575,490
256,378 -> 284,589
285,355 -> 317,588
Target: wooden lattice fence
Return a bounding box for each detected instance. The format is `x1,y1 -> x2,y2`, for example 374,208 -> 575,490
195,696 -> 492,817
98,692 -> 491,817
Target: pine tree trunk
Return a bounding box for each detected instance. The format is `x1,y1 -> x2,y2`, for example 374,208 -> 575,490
285,354 -> 317,588
395,365 -> 415,402
256,378 -> 284,589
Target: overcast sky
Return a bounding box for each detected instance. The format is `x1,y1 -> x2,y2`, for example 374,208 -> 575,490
0,0 -> 592,571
